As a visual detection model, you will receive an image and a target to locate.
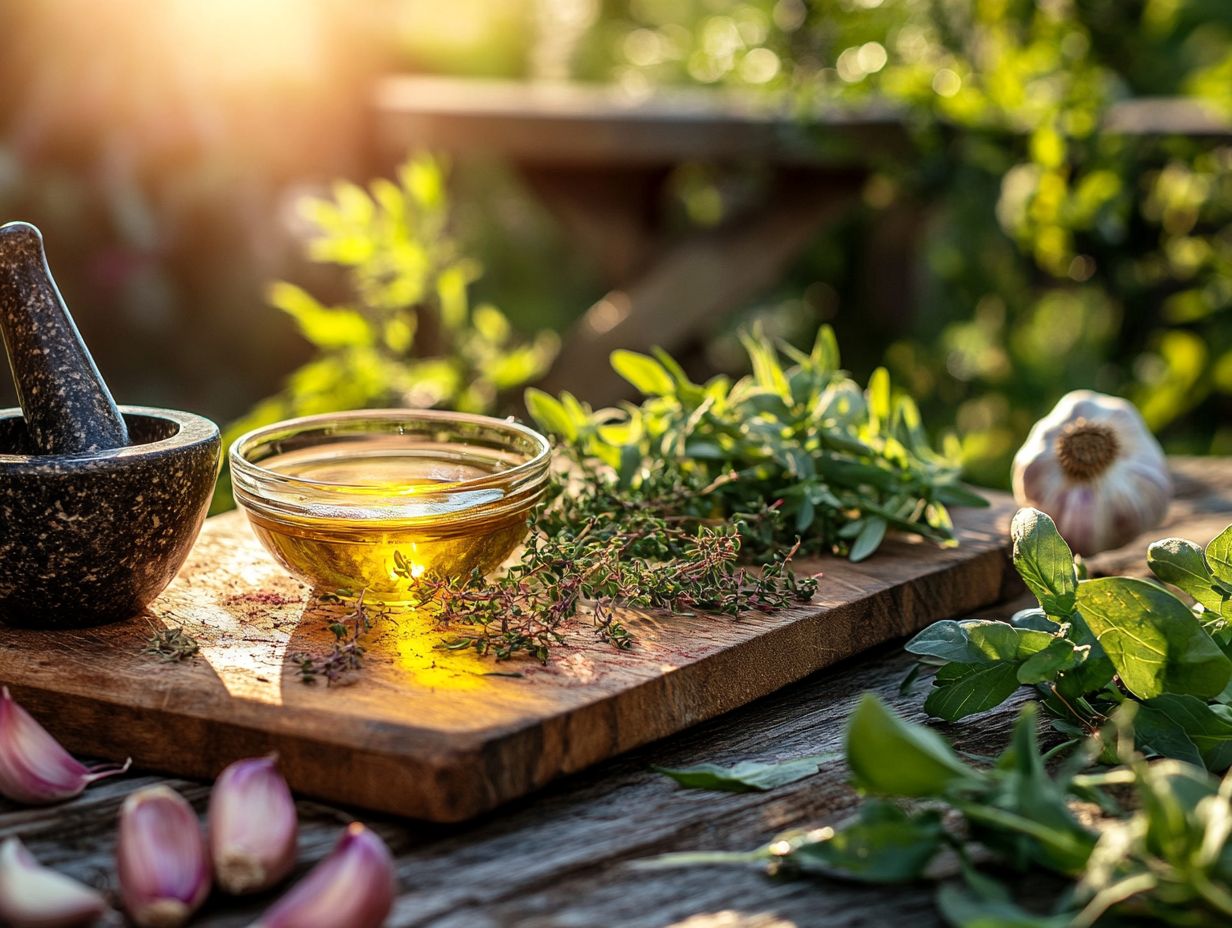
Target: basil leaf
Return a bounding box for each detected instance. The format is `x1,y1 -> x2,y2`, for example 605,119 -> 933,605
1012,509 -> 1078,617
654,754 -> 835,792
1055,652 -> 1116,700
849,516 -> 887,562
1017,638 -> 1079,684
906,619 -> 1051,664
1010,607 -> 1061,633
924,661 -> 1023,721
1148,537 -> 1228,613
1076,577 -> 1232,700
936,884 -> 1075,928
1206,524 -> 1232,586
1139,694 -> 1232,771
1131,703 -> 1205,768
847,694 -> 979,797
785,802 -> 944,883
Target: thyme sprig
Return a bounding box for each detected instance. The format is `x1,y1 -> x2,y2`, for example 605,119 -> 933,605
404,460 -> 819,662
292,591 -> 385,685
144,625 -> 200,662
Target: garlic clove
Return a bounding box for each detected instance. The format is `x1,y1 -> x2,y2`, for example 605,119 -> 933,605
117,785 -> 211,928
0,837 -> 107,928
250,822 -> 395,928
0,687 -> 130,805
209,755 -> 298,894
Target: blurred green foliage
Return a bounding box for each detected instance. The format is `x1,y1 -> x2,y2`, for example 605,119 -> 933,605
213,156 -> 559,510
568,0 -> 1232,486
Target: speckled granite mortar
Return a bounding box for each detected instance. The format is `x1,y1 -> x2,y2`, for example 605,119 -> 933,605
0,408 -> 220,626
0,222 -> 221,627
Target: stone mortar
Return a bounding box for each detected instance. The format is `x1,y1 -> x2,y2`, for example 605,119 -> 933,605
0,406 -> 220,627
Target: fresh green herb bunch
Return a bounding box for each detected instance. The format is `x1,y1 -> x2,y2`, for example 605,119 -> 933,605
213,155 -> 558,512
408,462 -> 819,662
653,696 -> 1232,926
909,508 -> 1232,773
526,326 -> 984,563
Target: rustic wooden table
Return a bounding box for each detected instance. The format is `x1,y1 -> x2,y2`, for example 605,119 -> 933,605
5,457 -> 1229,928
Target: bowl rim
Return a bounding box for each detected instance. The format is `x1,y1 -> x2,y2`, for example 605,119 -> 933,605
229,408 -> 552,498
0,405 -> 220,467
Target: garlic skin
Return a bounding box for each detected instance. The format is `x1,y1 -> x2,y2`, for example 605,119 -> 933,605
209,755 -> 298,894
0,837 -> 107,928
117,786 -> 211,928
251,822 -> 394,928
1012,390 -> 1171,556
0,687 -> 130,805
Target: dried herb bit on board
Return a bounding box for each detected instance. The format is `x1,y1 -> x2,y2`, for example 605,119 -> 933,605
144,625 -> 200,662
292,591 -> 384,686
407,462 -> 819,663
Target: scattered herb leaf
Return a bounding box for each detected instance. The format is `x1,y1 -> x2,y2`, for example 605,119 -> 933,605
144,625 -> 200,662
654,754 -> 837,792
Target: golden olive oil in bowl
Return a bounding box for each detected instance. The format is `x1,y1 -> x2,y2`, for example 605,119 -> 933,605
229,411 -> 551,600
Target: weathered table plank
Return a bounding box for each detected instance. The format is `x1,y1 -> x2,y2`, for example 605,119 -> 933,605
1,458 -> 1228,927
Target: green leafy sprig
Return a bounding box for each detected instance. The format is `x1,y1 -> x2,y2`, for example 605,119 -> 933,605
647,695 -> 1232,926
526,326 -> 985,563
908,508 -> 1232,772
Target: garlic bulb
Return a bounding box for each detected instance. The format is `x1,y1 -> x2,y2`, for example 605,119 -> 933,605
1012,390 -> 1171,556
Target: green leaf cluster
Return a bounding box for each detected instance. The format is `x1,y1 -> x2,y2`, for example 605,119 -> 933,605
909,509 -> 1232,775
583,1 -> 1232,485
213,156 -> 559,511
651,696 -> 1232,926
526,327 -> 984,562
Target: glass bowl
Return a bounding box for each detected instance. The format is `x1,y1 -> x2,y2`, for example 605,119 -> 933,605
229,410 -> 551,600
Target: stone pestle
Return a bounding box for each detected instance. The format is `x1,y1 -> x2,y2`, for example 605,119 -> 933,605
0,222 -> 221,628
0,221 -> 129,454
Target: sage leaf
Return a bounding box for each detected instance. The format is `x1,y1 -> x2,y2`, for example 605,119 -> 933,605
906,619 -> 1051,664
847,694 -> 980,796
1075,577 -> 1232,700
611,349 -> 675,396
654,754 -> 835,792
849,516 -> 887,562
924,661 -> 1023,721
784,802 -> 945,883
1206,524 -> 1232,586
935,482 -> 990,508
1012,509 -> 1078,617
1148,537 -> 1227,613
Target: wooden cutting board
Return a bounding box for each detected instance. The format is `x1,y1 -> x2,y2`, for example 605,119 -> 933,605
0,495 -> 1018,822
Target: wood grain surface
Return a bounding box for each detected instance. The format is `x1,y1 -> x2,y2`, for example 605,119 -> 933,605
0,494 -> 1017,822
0,459 -> 1227,926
